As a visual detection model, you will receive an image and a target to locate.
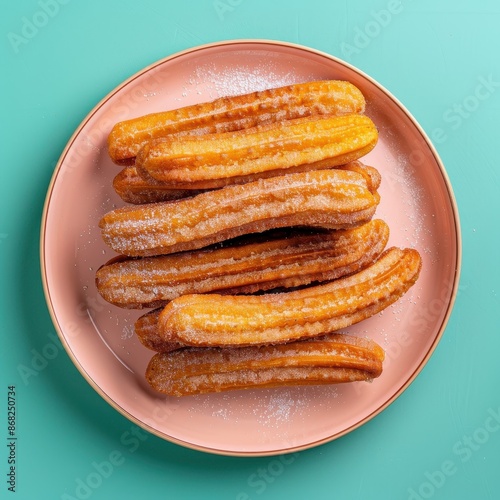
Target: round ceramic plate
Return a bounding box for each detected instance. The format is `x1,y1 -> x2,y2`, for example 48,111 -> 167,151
41,40 -> 461,456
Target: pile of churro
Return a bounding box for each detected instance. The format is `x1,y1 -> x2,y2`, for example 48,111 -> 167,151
96,80 -> 422,397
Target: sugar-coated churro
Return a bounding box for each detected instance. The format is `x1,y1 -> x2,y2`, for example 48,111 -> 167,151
96,219 -> 389,309
145,333 -> 385,396
113,160 -> 380,204
156,247 -> 421,347
99,169 -> 380,257
135,114 -> 378,187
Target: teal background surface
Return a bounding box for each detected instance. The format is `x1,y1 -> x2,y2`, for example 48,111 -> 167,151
1,0 -> 499,499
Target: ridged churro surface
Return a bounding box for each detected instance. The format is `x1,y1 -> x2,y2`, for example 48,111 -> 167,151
113,160 -> 380,204
136,114 -> 378,186
108,80 -> 366,164
99,169 -> 380,257
96,219 -> 389,309
157,247 -> 421,347
145,334 -> 385,396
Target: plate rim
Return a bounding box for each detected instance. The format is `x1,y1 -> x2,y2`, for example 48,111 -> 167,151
40,38 -> 462,456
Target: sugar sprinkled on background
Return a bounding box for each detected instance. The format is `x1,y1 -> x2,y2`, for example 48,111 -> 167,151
189,392 -> 242,422
192,61 -> 311,99
254,388 -> 321,428
186,386 -> 340,429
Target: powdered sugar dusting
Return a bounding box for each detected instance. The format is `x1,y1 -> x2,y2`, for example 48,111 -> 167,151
193,61 -> 311,98
186,385 -> 340,434
254,389 -> 309,427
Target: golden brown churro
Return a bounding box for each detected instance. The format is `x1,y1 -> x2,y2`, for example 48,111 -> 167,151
135,114 -> 378,187
145,334 -> 385,396
156,247 -> 421,347
113,160 -> 380,204
99,169 -> 380,257
96,219 -> 389,309
107,80 -> 366,164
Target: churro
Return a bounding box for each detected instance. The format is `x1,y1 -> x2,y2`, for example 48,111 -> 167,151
96,219 -> 389,309
156,247 -> 421,347
145,333 -> 385,396
108,80 -> 366,164
113,160 -> 380,204
135,114 -> 378,187
99,169 -> 380,257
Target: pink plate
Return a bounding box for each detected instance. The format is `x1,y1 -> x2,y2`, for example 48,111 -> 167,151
41,40 -> 461,456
